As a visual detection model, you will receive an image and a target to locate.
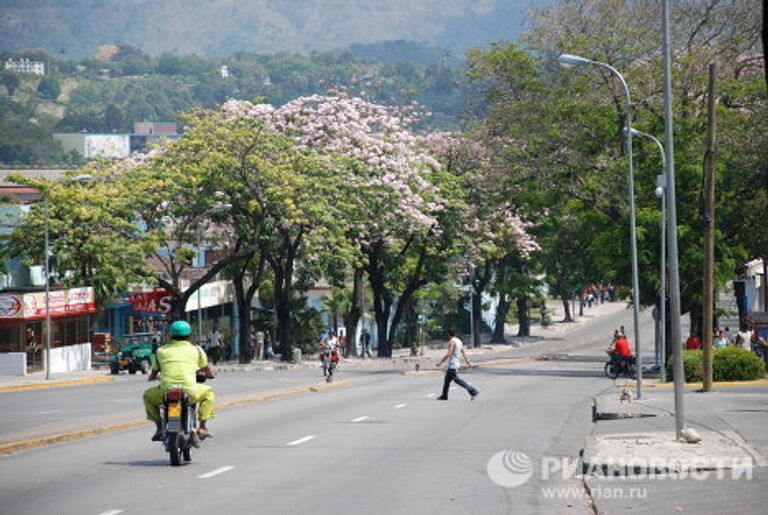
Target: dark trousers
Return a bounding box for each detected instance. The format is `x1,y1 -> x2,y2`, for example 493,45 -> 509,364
441,368 -> 478,399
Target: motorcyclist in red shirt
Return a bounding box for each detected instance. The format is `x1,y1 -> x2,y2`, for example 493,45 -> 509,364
612,333 -> 633,358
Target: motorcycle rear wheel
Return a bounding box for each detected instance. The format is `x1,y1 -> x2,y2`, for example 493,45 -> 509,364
168,433 -> 182,466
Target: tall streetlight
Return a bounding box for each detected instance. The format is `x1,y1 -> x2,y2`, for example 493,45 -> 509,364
558,54 -> 643,399
629,128 -> 666,381
194,203 -> 232,347
44,174 -> 92,380
662,0 -> 687,439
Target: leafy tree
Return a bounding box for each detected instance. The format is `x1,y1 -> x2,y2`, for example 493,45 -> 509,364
37,76 -> 61,100
1,70 -> 20,97
0,99 -> 71,164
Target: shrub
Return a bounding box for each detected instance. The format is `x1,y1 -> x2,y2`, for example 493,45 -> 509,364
713,347 -> 765,381
667,348 -> 765,382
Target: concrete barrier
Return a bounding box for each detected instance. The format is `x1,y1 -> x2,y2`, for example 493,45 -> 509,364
49,343 -> 91,374
0,353 -> 27,376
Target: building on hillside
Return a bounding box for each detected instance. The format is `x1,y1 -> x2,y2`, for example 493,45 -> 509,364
4,58 -> 45,76
133,121 -> 177,135
130,122 -> 179,154
220,65 -> 229,78
53,133 -> 131,159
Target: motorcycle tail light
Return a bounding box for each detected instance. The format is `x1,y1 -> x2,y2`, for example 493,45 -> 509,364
166,389 -> 184,401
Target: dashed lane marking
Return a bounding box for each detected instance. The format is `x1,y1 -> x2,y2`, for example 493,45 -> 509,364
425,393 -> 437,398
286,435 -> 315,446
393,403 -> 407,409
97,510 -> 124,515
198,466 -> 235,479
351,416 -> 369,423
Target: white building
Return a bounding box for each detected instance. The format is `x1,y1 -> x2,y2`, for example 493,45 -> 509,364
220,65 -> 229,78
53,133 -> 130,159
4,58 -> 45,76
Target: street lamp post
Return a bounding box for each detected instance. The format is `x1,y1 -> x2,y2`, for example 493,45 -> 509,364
629,128 -> 667,381
43,174 -> 92,380
558,54 -> 643,399
662,0 -> 687,439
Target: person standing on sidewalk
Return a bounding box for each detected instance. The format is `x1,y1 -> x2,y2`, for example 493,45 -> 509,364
436,329 -> 478,401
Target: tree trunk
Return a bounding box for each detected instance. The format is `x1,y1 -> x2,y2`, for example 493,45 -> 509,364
491,261 -> 509,343
558,283 -> 573,322
374,295 -> 392,358
276,286 -> 292,361
233,273 -> 251,362
470,265 -> 493,348
471,287 -> 482,347
561,296 -> 572,322
491,293 -> 509,343
345,267 -> 364,358
516,296 -> 530,337
367,242 -> 393,357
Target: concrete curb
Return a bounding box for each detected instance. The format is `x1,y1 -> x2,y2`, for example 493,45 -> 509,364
0,376 -> 114,393
618,379 -> 768,390
0,380 -> 351,457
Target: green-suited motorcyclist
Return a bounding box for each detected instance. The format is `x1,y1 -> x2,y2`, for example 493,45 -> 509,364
143,320 -> 215,441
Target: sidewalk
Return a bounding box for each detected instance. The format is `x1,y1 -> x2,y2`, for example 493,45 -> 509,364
583,382 -> 768,514
0,369 -> 113,392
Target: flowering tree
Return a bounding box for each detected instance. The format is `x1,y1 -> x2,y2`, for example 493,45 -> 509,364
226,92 -> 447,356
420,129 -> 539,344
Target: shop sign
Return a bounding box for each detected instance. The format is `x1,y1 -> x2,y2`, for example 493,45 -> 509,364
129,289 -> 174,314
0,287 -> 96,319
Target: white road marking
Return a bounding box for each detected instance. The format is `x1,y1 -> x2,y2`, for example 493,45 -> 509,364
426,393 -> 437,398
450,386 -> 458,391
97,510 -> 124,515
393,403 -> 407,409
38,410 -> 62,415
286,435 -> 315,446
351,416 -> 369,423
198,466 -> 235,479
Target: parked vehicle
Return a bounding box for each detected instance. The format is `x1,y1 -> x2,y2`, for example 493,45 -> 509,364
604,350 -> 636,379
109,333 -> 157,374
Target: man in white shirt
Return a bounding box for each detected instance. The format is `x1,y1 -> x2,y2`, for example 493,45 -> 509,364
436,329 -> 479,401
208,328 -> 223,364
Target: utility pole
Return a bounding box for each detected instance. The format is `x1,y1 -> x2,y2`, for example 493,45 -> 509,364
702,63 -> 717,391
662,0 -> 687,439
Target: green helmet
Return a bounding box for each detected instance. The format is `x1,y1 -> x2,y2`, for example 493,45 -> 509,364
170,320 -> 191,339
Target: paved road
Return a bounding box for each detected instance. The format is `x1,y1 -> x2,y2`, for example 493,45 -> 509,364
0,305 -> 654,515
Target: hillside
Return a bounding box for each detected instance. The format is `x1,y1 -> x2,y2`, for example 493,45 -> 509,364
0,0 -> 544,59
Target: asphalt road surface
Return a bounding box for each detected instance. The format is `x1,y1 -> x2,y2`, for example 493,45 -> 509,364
1,306 -> 652,515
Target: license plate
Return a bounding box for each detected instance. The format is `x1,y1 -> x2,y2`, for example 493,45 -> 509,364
120,360 -> 129,366
168,402 -> 181,417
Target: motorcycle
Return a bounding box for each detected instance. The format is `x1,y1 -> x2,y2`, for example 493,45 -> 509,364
604,350 -> 636,380
160,371 -> 210,466
321,348 -> 339,383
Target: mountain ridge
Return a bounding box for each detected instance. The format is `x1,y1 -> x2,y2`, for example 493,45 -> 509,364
0,0 -> 543,59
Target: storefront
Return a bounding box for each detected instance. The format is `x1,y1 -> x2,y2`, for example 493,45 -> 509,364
95,281 -> 236,353
0,287 -> 97,369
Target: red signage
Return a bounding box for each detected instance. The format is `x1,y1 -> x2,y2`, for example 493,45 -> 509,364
0,287 -> 97,320
128,289 -> 174,314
